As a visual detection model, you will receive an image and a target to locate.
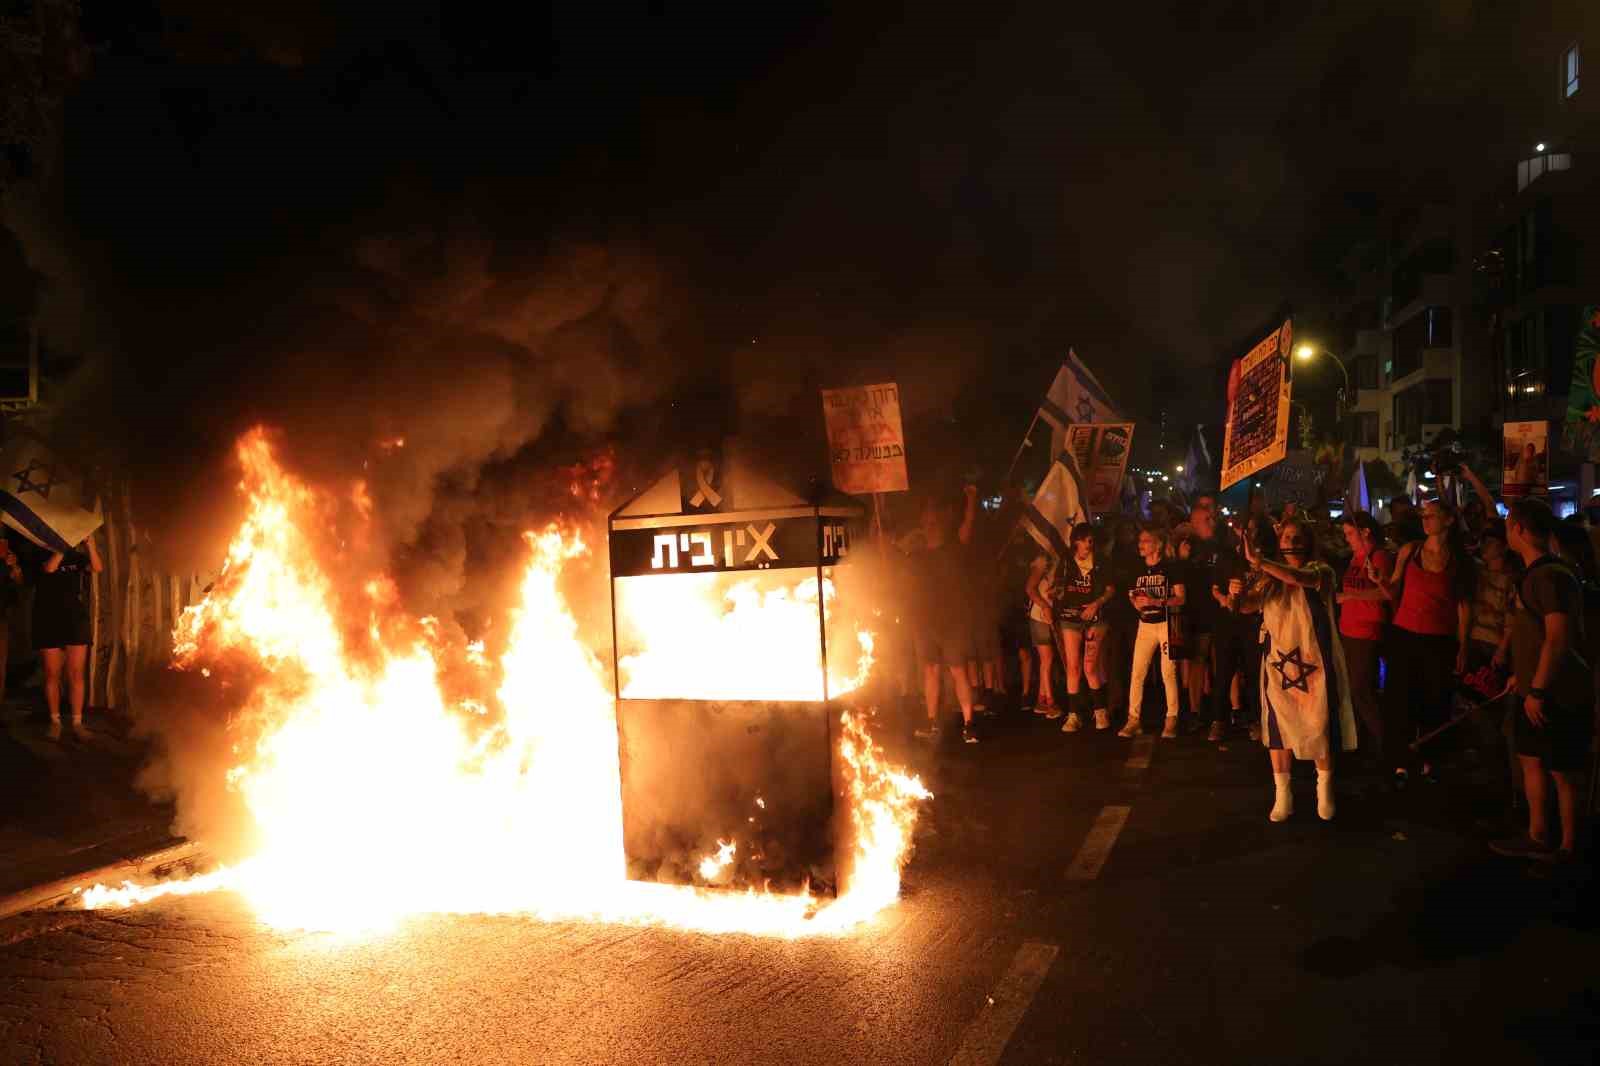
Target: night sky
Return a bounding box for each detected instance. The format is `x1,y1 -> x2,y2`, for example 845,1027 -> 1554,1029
11,1 -> 1544,504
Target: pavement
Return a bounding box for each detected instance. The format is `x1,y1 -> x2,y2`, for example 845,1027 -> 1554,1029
0,699 -> 1596,1066
0,697 -> 180,903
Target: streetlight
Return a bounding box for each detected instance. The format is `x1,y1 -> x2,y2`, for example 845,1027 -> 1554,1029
1295,342 -> 1352,415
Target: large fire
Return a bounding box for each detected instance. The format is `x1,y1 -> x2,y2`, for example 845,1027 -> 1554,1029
81,430 -> 927,936
616,571 -> 873,701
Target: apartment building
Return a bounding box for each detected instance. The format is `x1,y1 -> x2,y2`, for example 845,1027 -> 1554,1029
1330,6 -> 1597,504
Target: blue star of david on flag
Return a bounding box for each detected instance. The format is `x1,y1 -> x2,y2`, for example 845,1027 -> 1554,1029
1269,646 -> 1319,693
13,460 -> 57,499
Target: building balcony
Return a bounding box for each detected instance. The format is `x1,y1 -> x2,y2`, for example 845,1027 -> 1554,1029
1516,153 -> 1572,194
1387,277 -> 1454,329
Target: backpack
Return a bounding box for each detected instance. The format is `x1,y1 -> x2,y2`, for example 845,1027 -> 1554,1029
1518,555 -> 1598,668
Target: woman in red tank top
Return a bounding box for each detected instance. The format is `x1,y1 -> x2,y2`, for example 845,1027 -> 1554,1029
1374,497 -> 1475,787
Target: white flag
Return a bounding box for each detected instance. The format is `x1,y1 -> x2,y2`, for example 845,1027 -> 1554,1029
1346,461 -> 1369,514
0,436 -> 103,552
1021,452 -> 1088,558
1037,350 -> 1121,457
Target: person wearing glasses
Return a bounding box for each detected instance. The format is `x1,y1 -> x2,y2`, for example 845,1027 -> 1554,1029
1371,497 -> 1476,789
1239,518 -> 1356,821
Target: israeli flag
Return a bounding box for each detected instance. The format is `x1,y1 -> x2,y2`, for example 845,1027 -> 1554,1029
1037,350 -> 1121,457
1022,452 -> 1089,559
0,436 -> 103,552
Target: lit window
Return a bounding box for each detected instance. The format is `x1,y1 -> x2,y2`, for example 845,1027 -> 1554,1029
1566,43 -> 1580,98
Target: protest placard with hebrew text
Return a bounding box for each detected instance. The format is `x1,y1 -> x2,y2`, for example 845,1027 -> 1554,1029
822,383 -> 909,494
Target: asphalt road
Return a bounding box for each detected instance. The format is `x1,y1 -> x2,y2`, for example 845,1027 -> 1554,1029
2,708 -> 1596,1066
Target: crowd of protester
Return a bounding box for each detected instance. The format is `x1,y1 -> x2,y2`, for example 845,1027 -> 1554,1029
894,464 -> 1598,864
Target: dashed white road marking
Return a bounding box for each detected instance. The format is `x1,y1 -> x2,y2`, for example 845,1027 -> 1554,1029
947,941 -> 1060,1066
1065,805 -> 1131,881
1124,734 -> 1154,770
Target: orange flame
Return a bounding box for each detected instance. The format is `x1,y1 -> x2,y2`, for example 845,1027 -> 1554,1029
84,429 -> 926,936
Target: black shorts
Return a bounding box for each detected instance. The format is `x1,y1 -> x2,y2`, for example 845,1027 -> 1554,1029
968,617 -> 1002,660
1513,699 -> 1594,773
915,626 -> 974,668
1000,608 -> 1031,651
33,599 -> 92,650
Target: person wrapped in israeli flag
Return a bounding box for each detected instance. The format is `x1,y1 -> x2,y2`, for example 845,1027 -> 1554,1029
1238,516 -> 1357,822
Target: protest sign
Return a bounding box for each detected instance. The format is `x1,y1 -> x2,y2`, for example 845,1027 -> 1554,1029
1260,450 -> 1321,511
1220,320 -> 1294,491
821,383 -> 909,494
1062,422 -> 1134,514
1501,420 -> 1549,500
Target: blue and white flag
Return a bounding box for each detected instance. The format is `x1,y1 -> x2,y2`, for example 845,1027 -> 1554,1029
1021,452 -> 1088,559
1259,573 -> 1357,761
1177,425 -> 1214,497
1038,350 -> 1121,457
0,436 -> 103,552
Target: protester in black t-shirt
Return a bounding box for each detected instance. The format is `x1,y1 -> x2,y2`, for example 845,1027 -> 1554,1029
1118,524 -> 1185,738
1184,492 -> 1225,738
1053,522 -> 1117,733
1490,498 -> 1593,861
959,486 -> 1007,715
1212,515 -> 1266,741
1100,516 -> 1142,722
907,493 -> 980,745
36,536 -> 103,741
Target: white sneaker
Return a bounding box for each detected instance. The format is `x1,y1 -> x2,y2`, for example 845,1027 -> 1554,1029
1116,719 -> 1142,738
1061,712 -> 1082,733
1093,708 -> 1110,730
1317,775 -> 1336,821
1270,795 -> 1293,822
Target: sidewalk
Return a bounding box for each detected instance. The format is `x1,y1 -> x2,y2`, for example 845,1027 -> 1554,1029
0,696 -> 180,900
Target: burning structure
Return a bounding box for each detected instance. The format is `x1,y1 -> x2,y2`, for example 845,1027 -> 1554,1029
81,431 -> 925,937
608,449 -> 870,893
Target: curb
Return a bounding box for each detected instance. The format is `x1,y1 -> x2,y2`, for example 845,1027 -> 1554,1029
0,840 -> 208,923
